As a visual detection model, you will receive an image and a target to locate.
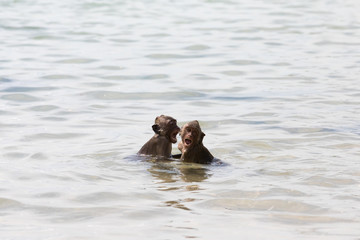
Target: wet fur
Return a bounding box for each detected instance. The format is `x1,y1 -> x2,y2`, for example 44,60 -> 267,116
180,142 -> 214,164
178,120 -> 214,164
138,135 -> 173,157
138,115 -> 180,158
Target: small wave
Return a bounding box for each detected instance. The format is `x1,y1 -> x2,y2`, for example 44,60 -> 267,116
201,198 -> 327,214
84,90 -> 206,100
29,105 -> 59,112
0,198 -> 23,208
55,58 -> 98,64
1,93 -> 41,102
23,133 -> 88,141
41,74 -> 77,80
3,87 -> 57,92
183,44 -> 211,51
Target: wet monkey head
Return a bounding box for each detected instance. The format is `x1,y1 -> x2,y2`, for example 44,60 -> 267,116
152,115 -> 180,143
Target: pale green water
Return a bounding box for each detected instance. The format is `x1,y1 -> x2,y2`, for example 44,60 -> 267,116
1,0 -> 360,239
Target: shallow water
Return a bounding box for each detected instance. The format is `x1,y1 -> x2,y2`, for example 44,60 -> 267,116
1,0 -> 360,239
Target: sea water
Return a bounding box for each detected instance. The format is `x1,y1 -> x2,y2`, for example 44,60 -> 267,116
1,0 -> 360,239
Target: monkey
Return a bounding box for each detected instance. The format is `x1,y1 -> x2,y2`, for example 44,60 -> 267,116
177,120 -> 214,164
138,115 -> 180,158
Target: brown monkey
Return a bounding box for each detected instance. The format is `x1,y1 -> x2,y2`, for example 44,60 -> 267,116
178,120 -> 214,164
138,115 -> 180,158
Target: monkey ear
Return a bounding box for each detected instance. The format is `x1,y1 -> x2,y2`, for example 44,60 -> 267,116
179,126 -> 184,136
199,132 -> 205,144
152,124 -> 160,134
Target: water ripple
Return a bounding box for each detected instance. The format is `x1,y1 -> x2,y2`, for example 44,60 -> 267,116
84,90 -> 206,100
3,87 -> 57,92
1,0 -> 360,239
1,93 -> 41,102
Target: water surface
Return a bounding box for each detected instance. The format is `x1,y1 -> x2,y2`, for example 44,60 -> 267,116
1,0 -> 360,239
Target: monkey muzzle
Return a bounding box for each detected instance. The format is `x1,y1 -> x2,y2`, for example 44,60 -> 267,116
184,138 -> 192,146
170,128 -> 180,143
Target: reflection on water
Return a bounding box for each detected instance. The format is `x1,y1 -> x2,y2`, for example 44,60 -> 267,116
164,198 -> 196,211
136,156 -> 212,184
148,159 -> 211,184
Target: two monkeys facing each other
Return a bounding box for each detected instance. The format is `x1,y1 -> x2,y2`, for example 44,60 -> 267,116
138,115 -> 214,164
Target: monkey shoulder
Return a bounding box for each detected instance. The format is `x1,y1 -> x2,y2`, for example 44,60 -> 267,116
198,146 -> 214,164
138,135 -> 160,154
182,144 -> 214,164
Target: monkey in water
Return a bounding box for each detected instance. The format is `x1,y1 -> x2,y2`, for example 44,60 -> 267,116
177,120 -> 214,164
138,115 -> 180,158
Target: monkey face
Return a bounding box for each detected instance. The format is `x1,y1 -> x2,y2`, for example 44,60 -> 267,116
167,118 -> 180,143
152,115 -> 180,143
179,121 -> 206,150
181,126 -> 199,149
